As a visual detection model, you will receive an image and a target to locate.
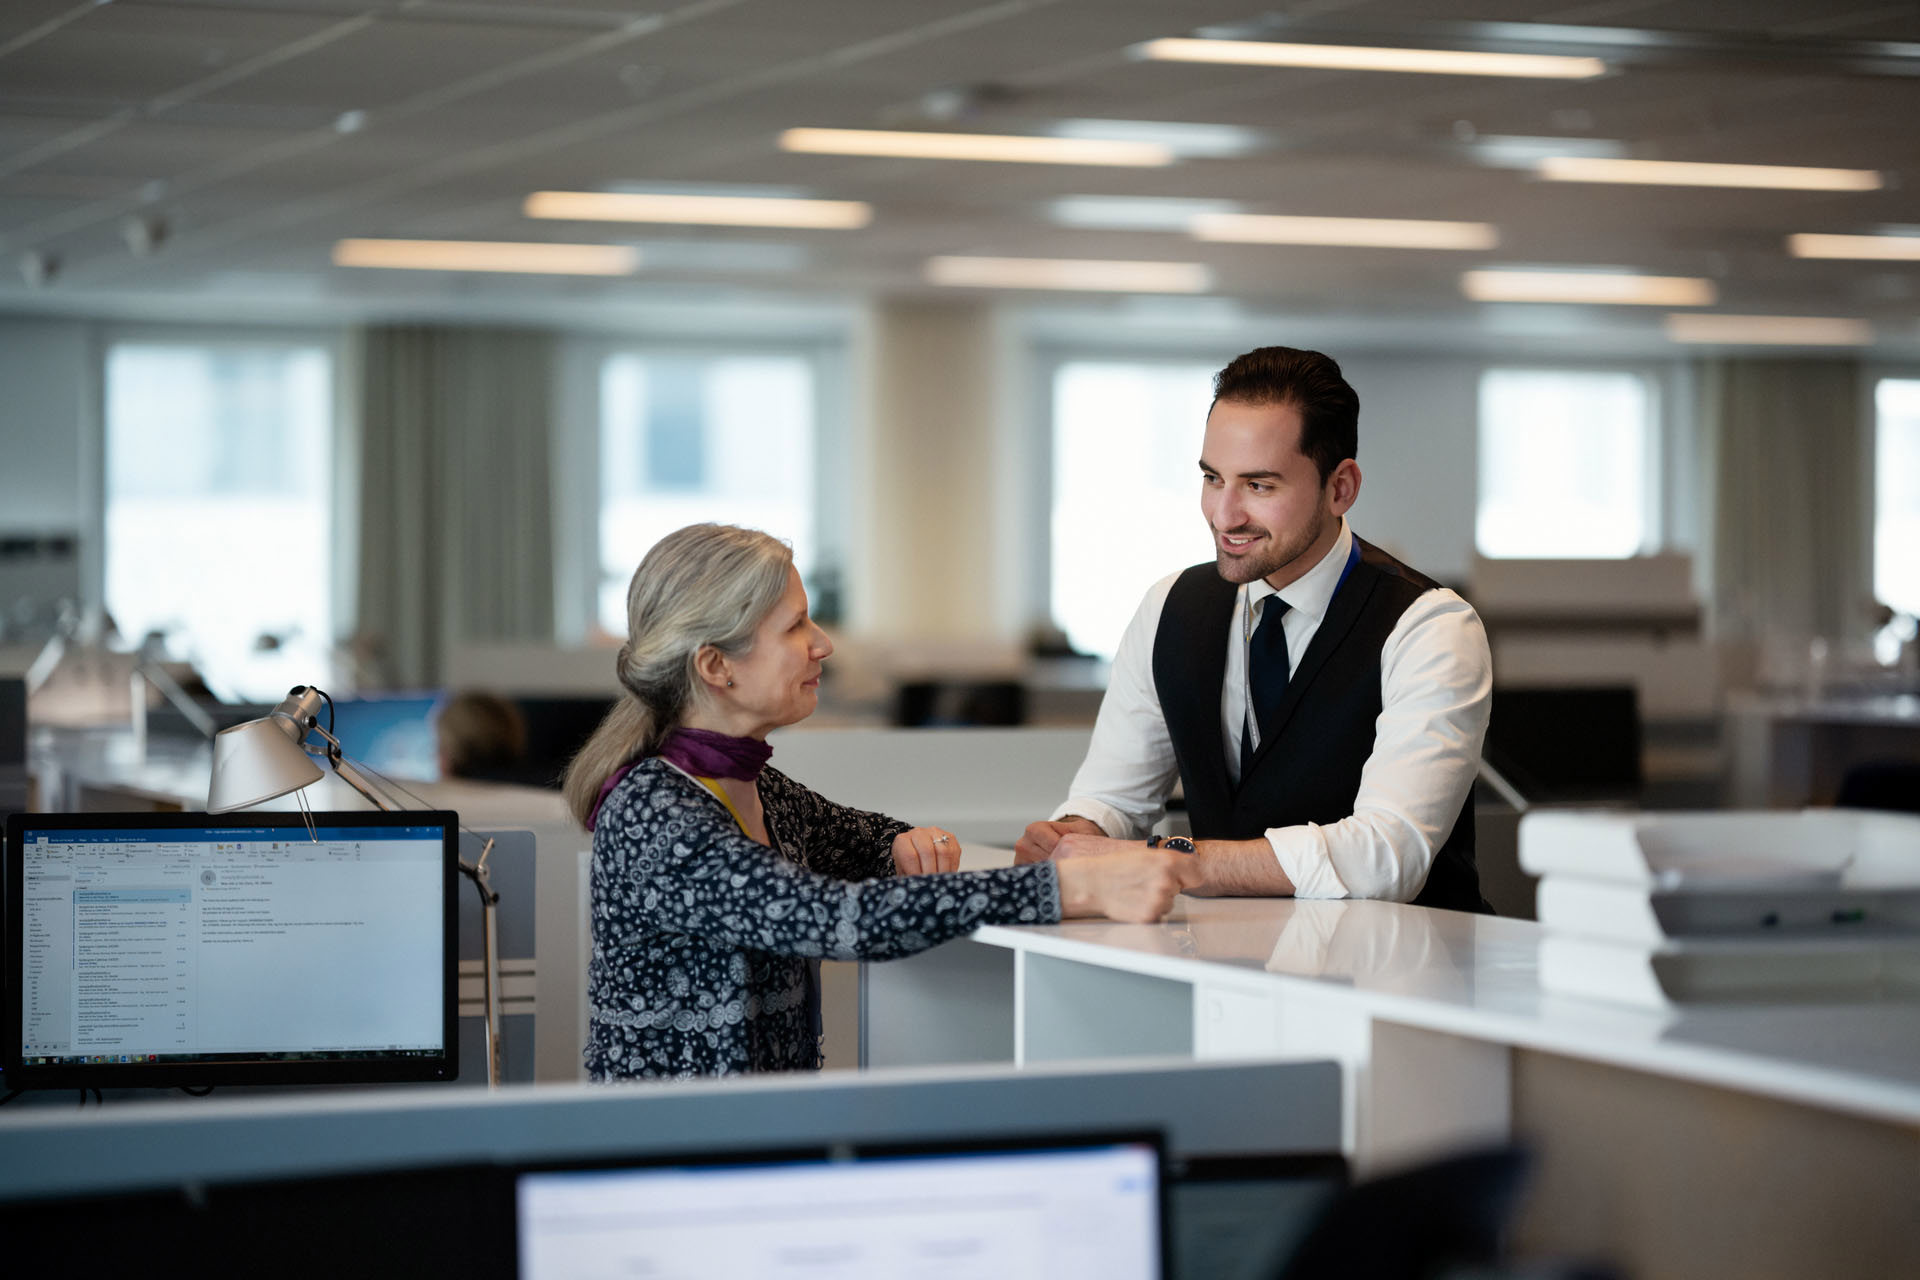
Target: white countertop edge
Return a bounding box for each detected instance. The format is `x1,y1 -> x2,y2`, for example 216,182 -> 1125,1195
969,923 -> 1920,1127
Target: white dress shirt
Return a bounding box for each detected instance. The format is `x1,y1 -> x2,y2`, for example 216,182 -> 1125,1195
1053,520 -> 1492,902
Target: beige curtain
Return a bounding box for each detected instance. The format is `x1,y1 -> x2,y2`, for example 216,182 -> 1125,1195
354,325 -> 556,687
1701,358 -> 1866,646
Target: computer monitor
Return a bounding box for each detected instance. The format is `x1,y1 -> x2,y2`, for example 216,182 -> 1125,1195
3,809 -> 459,1090
0,676 -> 26,768
328,693 -> 444,783
515,1135 -> 1168,1280
0,676 -> 27,820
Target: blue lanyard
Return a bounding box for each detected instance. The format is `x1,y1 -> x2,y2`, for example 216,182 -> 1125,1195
1253,534 -> 1361,635
1332,534 -> 1362,596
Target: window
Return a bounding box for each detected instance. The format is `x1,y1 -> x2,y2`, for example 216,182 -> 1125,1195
104,341 -> 334,702
1875,378 -> 1920,616
1051,361 -> 1216,659
1476,369 -> 1653,558
598,353 -> 815,635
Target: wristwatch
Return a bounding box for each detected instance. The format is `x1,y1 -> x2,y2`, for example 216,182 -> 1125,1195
1146,835 -> 1197,853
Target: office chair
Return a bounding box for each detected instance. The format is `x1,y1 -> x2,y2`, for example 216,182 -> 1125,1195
1835,761 -> 1920,815
1484,686 -> 1643,804
893,679 -> 1027,726
1274,1146 -> 1537,1280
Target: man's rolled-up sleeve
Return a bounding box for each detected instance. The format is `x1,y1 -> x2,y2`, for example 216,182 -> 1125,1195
1265,590 -> 1492,901
1053,574 -> 1182,840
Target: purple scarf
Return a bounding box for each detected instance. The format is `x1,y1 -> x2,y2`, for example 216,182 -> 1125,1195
587,727 -> 773,829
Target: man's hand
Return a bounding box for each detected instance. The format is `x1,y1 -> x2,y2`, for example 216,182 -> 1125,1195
1056,846 -> 1204,923
1014,816 -> 1103,864
892,827 -> 961,876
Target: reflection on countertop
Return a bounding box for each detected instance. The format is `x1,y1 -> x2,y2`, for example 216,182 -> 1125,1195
975,894 -> 1920,1124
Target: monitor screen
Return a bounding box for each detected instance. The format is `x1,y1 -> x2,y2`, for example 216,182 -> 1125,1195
515,1137 -> 1166,1280
3,809 -> 459,1089
328,694 -> 444,783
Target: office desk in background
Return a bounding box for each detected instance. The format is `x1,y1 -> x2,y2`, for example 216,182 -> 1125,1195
867,883 -> 1920,1279
1725,690 -> 1920,808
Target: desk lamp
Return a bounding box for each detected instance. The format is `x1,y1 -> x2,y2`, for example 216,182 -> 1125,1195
208,684 -> 503,1087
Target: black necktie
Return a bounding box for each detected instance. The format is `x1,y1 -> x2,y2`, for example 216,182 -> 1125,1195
1241,595 -> 1291,776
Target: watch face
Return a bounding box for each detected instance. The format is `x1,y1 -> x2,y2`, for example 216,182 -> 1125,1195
1164,836 -> 1196,854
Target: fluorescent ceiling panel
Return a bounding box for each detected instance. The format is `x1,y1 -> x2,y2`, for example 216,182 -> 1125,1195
624,241 -> 808,272
1788,233 -> 1920,260
333,239 -> 638,275
780,127 -> 1174,166
1193,213 -> 1497,250
1047,119 -> 1266,158
926,256 -> 1211,292
1050,196 -> 1242,231
1462,270 -> 1716,305
525,191 -> 871,228
1664,314 -> 1873,345
1140,37 -> 1606,79
1538,157 -> 1882,191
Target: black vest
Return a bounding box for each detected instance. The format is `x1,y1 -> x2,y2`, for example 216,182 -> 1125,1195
1150,539 -> 1489,913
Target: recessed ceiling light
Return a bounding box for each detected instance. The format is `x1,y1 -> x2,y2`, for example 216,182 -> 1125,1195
1193,213 -> 1497,250
524,191 -> 871,229
332,239 -> 638,275
1788,232 -> 1920,260
926,255 -> 1211,292
1140,37 -> 1606,80
780,127 -> 1174,167
1462,269 -> 1716,305
1664,314 -> 1873,345
1538,157 -> 1882,191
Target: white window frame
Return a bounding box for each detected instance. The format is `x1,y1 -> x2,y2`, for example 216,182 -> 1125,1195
553,335 -> 848,645
88,322 -> 354,673
1473,361 -> 1671,560
1868,369 -> 1920,618
1029,344 -> 1244,642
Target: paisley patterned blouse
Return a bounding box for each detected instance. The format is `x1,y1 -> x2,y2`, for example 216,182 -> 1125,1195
585,757 -> 1062,1080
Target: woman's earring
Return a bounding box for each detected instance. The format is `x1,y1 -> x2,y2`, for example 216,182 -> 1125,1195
726,679 -> 734,687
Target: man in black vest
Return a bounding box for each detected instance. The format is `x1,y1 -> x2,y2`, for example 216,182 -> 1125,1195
1015,347 -> 1492,911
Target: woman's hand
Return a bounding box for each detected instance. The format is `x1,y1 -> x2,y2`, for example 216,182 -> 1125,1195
892,826 -> 961,876
1055,845 -> 1203,923
1013,816 -> 1103,864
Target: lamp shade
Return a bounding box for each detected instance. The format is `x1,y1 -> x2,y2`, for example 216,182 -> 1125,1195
207,714 -> 324,812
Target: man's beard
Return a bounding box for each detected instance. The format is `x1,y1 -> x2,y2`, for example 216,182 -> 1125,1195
1213,509 -> 1328,585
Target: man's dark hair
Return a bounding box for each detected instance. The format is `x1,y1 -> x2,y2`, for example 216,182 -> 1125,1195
1211,346 -> 1359,484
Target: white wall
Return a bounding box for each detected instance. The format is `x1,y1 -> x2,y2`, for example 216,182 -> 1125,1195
1335,354 -> 1483,584
0,318 -> 91,530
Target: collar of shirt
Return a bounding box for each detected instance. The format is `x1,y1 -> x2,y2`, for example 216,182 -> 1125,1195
1242,517 -> 1355,627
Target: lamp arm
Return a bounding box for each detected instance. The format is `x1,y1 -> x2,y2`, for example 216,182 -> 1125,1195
301,722 -> 406,813
308,722 -> 504,1086
23,632 -> 66,694
1477,757 -> 1531,814
135,659 -> 218,738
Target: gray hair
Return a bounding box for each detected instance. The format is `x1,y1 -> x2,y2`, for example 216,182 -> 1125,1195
563,524 -> 793,826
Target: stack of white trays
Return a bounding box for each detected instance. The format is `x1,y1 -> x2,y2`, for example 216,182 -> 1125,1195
1518,809 -> 1920,1010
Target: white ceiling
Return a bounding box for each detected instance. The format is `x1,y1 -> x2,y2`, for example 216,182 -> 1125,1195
3,0 -> 1919,349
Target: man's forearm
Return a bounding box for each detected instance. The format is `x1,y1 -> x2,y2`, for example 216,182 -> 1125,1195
1190,837 -> 1296,897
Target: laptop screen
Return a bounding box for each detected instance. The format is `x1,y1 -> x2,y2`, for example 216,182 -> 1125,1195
516,1138 -> 1165,1280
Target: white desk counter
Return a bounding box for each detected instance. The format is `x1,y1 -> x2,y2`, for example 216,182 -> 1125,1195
868,892 -> 1920,1278
975,897 -> 1920,1129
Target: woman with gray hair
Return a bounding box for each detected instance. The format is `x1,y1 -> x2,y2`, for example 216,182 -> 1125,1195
565,523 -> 1198,1080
